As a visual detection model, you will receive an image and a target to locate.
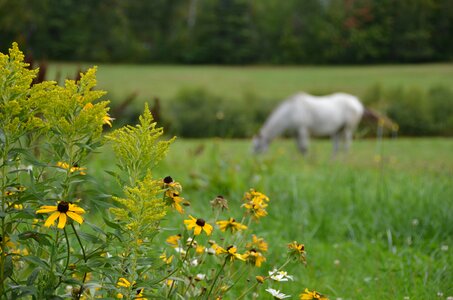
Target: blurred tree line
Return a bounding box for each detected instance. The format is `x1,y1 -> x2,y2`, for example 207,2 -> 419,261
1,0 -> 452,64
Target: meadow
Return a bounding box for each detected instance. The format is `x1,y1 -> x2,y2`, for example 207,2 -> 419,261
46,63 -> 453,105
90,137 -> 453,299
40,62 -> 452,298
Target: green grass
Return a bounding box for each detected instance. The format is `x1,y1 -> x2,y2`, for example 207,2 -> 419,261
90,137 -> 453,299
47,63 -> 453,105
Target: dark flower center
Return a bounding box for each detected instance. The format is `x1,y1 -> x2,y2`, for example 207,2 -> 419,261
0,236 -> 2,242
196,218 -> 205,227
163,176 -> 173,184
57,201 -> 69,213
226,245 -> 234,251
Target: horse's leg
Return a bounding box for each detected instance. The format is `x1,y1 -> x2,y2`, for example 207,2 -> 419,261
331,132 -> 340,157
297,127 -> 309,155
343,128 -> 353,152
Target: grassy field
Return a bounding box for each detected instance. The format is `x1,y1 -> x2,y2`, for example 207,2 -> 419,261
90,137 -> 453,299
46,63 -> 453,105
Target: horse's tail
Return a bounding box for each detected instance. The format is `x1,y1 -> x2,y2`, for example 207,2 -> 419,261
362,107 -> 399,133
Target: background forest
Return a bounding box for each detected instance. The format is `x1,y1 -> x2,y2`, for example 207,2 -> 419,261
1,0 -> 452,64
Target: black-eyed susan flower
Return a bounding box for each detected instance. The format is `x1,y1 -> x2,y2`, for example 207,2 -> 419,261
242,200 -> 268,220
217,245 -> 245,262
135,288 -> 147,300
184,215 -> 213,236
165,191 -> 185,214
243,249 -> 266,267
56,161 -> 87,175
216,218 -> 248,233
246,235 -> 268,252
288,241 -> 306,263
36,201 -> 85,229
299,288 -> 328,300
265,288 -> 291,299
166,234 -> 181,248
163,176 -> 182,192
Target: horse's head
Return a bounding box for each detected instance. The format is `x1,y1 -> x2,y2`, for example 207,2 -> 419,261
252,133 -> 269,154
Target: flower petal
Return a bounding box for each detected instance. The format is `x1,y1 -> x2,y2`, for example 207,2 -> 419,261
203,223 -> 213,235
57,213 -> 67,229
44,212 -> 60,227
36,206 -> 58,213
69,204 -> 86,214
194,226 -> 202,235
67,211 -> 84,224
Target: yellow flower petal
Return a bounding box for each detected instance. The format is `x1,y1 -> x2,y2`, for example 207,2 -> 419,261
69,204 -> 86,214
203,223 -> 213,235
44,212 -> 61,227
57,213 -> 67,229
194,226 -> 202,235
67,211 -> 84,224
36,206 -> 58,213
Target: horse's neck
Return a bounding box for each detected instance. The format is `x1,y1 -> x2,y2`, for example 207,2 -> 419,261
261,101 -> 293,142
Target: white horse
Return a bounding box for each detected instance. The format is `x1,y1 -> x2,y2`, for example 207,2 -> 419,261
252,92 -> 364,155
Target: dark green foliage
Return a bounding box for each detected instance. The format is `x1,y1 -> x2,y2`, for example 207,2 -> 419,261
1,0 -> 452,63
166,88 -> 273,138
165,84 -> 453,138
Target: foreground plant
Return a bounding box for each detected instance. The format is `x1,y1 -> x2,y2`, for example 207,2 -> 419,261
0,43 -> 329,299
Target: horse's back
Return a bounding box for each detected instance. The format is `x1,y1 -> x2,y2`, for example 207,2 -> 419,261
292,92 -> 364,135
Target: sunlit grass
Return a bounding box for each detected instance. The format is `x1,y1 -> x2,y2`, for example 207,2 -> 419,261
46,63 -> 453,105
89,137 -> 453,299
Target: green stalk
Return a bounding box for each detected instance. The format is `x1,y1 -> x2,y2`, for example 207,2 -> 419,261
55,227 -> 71,289
205,258 -> 228,300
71,223 -> 87,300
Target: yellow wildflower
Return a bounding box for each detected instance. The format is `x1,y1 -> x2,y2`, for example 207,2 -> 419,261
165,190 -> 185,214
166,234 -> 181,248
162,176 -> 182,192
56,161 -> 87,175
103,114 -> 114,127
117,277 -> 133,288
243,249 -> 266,267
216,218 -> 248,233
160,252 -> 174,264
195,244 -> 205,254
36,201 -> 85,229
246,235 -> 268,252
288,241 -> 306,263
184,215 -> 213,236
217,245 -> 245,262
299,288 -> 328,300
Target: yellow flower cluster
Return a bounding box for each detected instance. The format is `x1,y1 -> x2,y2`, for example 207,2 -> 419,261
242,189 -> 270,220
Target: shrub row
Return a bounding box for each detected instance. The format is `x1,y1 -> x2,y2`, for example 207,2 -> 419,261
115,84 -> 453,138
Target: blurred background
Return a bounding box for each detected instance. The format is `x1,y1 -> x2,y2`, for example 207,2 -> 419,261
1,0 -> 453,138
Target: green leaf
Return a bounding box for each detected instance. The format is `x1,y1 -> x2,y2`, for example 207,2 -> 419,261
26,267 -> 41,286
22,256 -> 50,269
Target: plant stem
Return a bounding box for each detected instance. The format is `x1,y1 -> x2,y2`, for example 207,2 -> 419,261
167,235 -> 196,298
71,223 -> 87,300
55,227 -> 71,289
237,282 -> 259,300
206,258 -> 228,300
